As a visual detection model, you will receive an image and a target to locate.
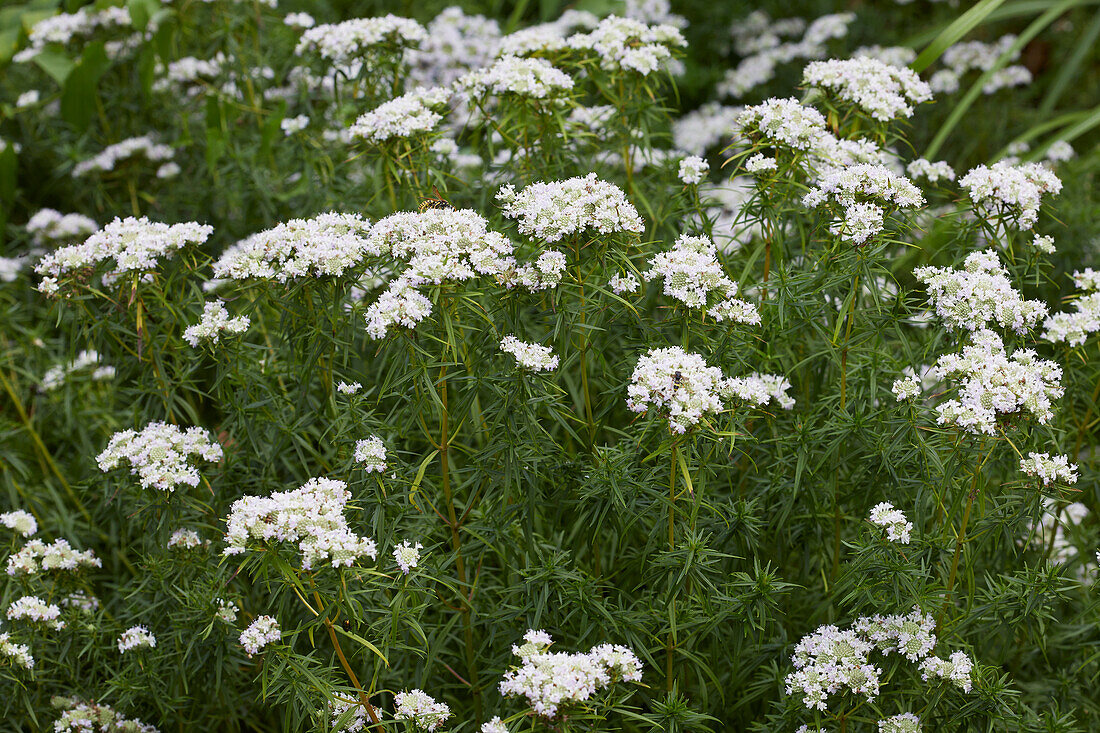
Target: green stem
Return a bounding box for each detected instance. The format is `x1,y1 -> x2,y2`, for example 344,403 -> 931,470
574,238 -> 596,451
942,443 -> 987,618
666,438 -> 678,692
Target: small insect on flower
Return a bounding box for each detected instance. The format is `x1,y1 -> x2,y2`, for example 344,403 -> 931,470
418,189 -> 454,213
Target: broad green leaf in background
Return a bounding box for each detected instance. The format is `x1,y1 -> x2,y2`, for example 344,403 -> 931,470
60,41 -> 111,131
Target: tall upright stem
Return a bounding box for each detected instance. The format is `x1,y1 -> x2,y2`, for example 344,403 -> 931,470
942,444 -> 987,618
838,272 -> 861,412
437,328 -> 482,721
665,438 -> 679,692
574,238 -> 596,450
313,591 -> 381,726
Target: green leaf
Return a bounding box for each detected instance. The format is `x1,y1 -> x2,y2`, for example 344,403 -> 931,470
126,0 -> 160,30
32,47 -> 75,85
60,41 -> 110,130
910,0 -> 1006,73
1039,9 -> 1100,113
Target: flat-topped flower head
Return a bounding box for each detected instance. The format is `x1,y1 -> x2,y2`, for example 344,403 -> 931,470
919,651 -> 974,692
627,347 -> 779,433
566,15 -> 686,76
36,217 -> 213,295
7,596 -> 64,630
737,97 -> 829,152
183,301 -> 250,347
459,56 -> 574,100
0,632 -> 34,669
0,511 -> 36,538
930,330 -> 1062,435
394,689 -> 451,731
879,713 -> 921,733
677,156 -> 709,185
1019,452 -> 1078,485
97,422 -> 222,492
240,615 -> 280,656
117,625 -> 156,653
892,376 -> 920,401
906,158 -> 955,184
72,135 -> 173,178
785,625 -> 880,711
497,173 -> 644,243
212,213 -> 372,282
854,607 -> 936,662
802,57 -> 932,121
499,630 -> 642,718
1042,274 -> 1100,346
168,528 -> 204,550
802,164 -> 923,245
52,699 -> 158,733
223,477 -> 377,570
500,336 -> 559,371
868,502 -> 912,544
6,538 -> 100,576
644,234 -> 760,324
915,250 -> 1048,334
393,540 -> 422,575
959,161 -> 1062,230
294,15 -> 427,64
25,209 -> 98,247
354,436 -> 387,472
349,86 -> 451,144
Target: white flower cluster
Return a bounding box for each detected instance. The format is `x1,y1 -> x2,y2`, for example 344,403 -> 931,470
294,15 -> 427,64
1042,271 -> 1100,346
240,615 -> 281,656
15,5 -> 133,62
280,115 -> 309,136
719,12 -> 855,99
915,250 -> 1047,334
498,629 -> 643,718
183,301 -> 250,347
744,154 -> 777,174
868,502 -> 912,544
215,598 -> 239,625
931,35 -> 1031,96
61,591 -> 100,614
25,208 -> 98,247
802,57 -> 932,121
7,538 -> 101,576
892,376 -> 920,401
168,528 -> 204,549
508,250 -> 568,292
787,609 -> 972,712
918,651 -> 974,692
97,422 -> 222,492
627,347 -> 786,433
737,97 -> 828,151
460,56 -> 574,100
958,161 -> 1062,230
802,164 -> 924,245
52,698 -> 159,733
609,272 -> 640,294
854,608 -> 936,662
645,235 -> 760,324
349,86 -> 451,143
7,596 -> 64,630
36,217 -> 213,295
406,8 -> 500,87
905,158 -> 955,184
394,540 -> 422,575
677,156 -> 709,185
672,103 -> 742,156
117,625 -> 156,653
0,632 -> 34,669
497,333 -> 560,372
363,208 -> 513,338
152,56 -> 223,96
929,329 -> 1062,435
213,213 -> 373,282
223,477 -> 378,570
72,136 -> 174,178
394,689 -> 451,731
1030,234 -> 1055,254
330,699 -> 370,732
354,436 -> 387,472
497,173 -> 644,244
481,717 -> 508,733
1019,452 -> 1078,486
337,381 -> 362,395
284,12 -> 315,29
0,510 -> 36,537
879,713 -> 921,733
567,15 -> 686,76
